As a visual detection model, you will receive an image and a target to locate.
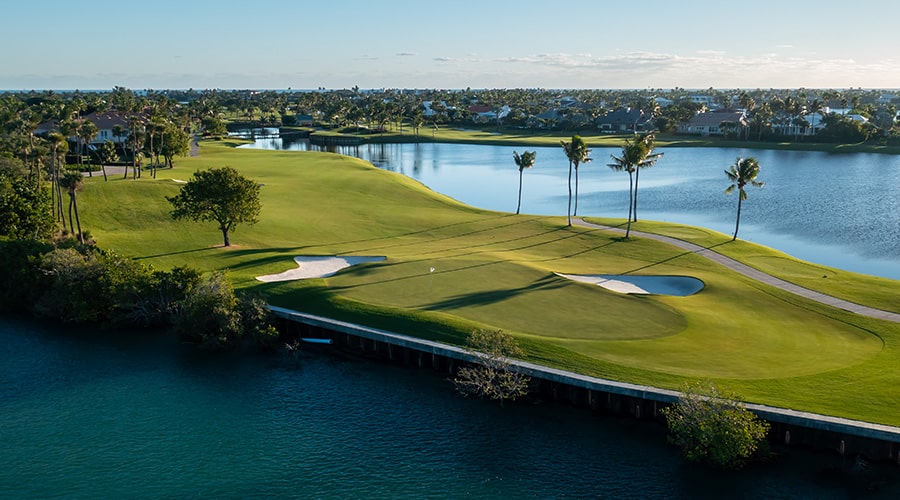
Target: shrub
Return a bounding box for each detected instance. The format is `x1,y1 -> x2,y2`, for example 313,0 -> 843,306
662,381 -> 770,469
453,329 -> 530,404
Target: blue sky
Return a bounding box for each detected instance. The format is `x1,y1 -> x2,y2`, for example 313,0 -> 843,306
2,0 -> 898,90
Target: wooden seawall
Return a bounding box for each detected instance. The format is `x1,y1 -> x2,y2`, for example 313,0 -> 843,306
270,305 -> 900,462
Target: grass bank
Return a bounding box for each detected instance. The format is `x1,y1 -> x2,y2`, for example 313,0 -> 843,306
79,140 -> 900,425
320,125 -> 900,154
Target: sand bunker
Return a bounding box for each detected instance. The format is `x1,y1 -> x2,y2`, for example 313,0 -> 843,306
256,256 -> 386,282
556,273 -> 704,296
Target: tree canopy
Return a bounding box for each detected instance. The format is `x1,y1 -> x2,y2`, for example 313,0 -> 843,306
167,166 -> 261,247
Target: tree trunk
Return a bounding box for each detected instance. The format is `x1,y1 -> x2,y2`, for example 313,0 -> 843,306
626,172 -> 634,238
72,194 -> 84,244
566,161 -> 573,226
733,197 -> 742,241
573,164 -> 579,216
516,169 -> 523,215
632,167 -> 640,222
67,194 -> 76,235
221,225 -> 231,247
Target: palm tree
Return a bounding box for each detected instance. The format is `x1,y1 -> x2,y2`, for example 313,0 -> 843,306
565,135 -> 591,217
512,150 -> 536,215
608,133 -> 662,237
628,132 -> 663,223
560,139 -> 575,225
725,157 -> 764,241
59,171 -> 85,244
79,120 -> 103,180
46,131 -> 68,225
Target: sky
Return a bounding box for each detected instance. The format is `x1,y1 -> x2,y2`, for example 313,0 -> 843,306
2,0 -> 898,90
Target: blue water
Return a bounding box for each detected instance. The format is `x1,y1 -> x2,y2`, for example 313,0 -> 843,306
2,316 -> 899,498
240,139 -> 900,280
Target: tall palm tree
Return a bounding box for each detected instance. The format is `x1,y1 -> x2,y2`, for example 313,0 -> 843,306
608,133 -> 662,237
725,157 -> 764,241
630,132 -> 663,223
47,131 -> 68,225
563,135 -> 591,217
512,150 -> 536,215
59,171 -> 85,244
79,120 -> 103,180
560,139 -> 575,225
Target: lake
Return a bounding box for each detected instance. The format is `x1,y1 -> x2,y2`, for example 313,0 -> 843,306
3,316 -> 899,498
239,136 -> 900,280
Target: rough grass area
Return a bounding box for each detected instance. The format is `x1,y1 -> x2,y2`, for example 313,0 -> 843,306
79,140 -> 900,425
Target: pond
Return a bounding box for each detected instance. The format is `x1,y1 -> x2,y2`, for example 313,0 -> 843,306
3,316 -> 899,498
240,137 -> 900,280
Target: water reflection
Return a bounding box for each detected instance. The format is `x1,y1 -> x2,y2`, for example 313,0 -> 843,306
238,135 -> 900,280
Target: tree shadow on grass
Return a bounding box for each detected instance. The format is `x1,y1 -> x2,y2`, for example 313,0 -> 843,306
421,274 -> 568,311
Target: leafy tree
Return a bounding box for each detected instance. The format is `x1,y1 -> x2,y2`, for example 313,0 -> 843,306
201,115 -> 227,136
662,381 -> 770,470
58,171 -> 85,244
0,155 -> 55,240
33,247 -> 110,323
160,124 -> 190,168
167,166 -> 262,247
453,329 -> 530,404
99,140 -> 118,166
174,270 -> 241,349
512,150 -> 536,215
725,157 -> 764,241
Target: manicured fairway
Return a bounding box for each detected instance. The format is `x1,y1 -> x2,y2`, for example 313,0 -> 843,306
79,141 -> 900,425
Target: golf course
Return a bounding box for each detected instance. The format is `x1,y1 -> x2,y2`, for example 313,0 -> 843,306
80,140 -> 900,426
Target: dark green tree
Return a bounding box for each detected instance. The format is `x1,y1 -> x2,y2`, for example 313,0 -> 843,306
167,166 -> 261,247
725,157 -> 764,241
0,156 -> 55,240
512,150 -> 536,215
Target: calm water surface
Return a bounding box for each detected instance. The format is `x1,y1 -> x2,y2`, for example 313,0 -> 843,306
3,316 -> 898,498
240,137 -> 900,280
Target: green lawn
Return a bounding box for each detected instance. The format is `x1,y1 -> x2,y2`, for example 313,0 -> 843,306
324,125 -> 900,154
79,140 -> 900,426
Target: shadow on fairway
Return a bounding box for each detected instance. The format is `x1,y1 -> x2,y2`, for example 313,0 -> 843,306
422,274 -> 567,311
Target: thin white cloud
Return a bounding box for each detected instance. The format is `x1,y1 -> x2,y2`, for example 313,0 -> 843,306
396,52 -> 417,57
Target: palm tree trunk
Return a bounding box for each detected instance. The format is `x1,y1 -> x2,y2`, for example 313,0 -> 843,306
573,166 -> 579,216
566,161 -> 573,226
72,194 -> 84,244
516,169 -> 523,215
67,194 -> 76,235
626,172 -> 634,238
632,167 -> 640,222
733,197 -> 742,241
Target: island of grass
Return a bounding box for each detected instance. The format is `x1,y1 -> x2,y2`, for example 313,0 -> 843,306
81,140 -> 900,426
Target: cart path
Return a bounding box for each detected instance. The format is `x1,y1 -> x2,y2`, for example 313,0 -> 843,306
572,218 -> 900,323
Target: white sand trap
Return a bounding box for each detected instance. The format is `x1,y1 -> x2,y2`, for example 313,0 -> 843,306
172,179 -> 188,184
556,273 -> 704,296
256,256 -> 386,282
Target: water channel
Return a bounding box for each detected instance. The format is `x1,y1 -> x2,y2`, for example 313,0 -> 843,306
3,316 -> 899,498
239,134 -> 900,280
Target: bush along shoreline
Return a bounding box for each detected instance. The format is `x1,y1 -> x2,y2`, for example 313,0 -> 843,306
0,238 -> 279,351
